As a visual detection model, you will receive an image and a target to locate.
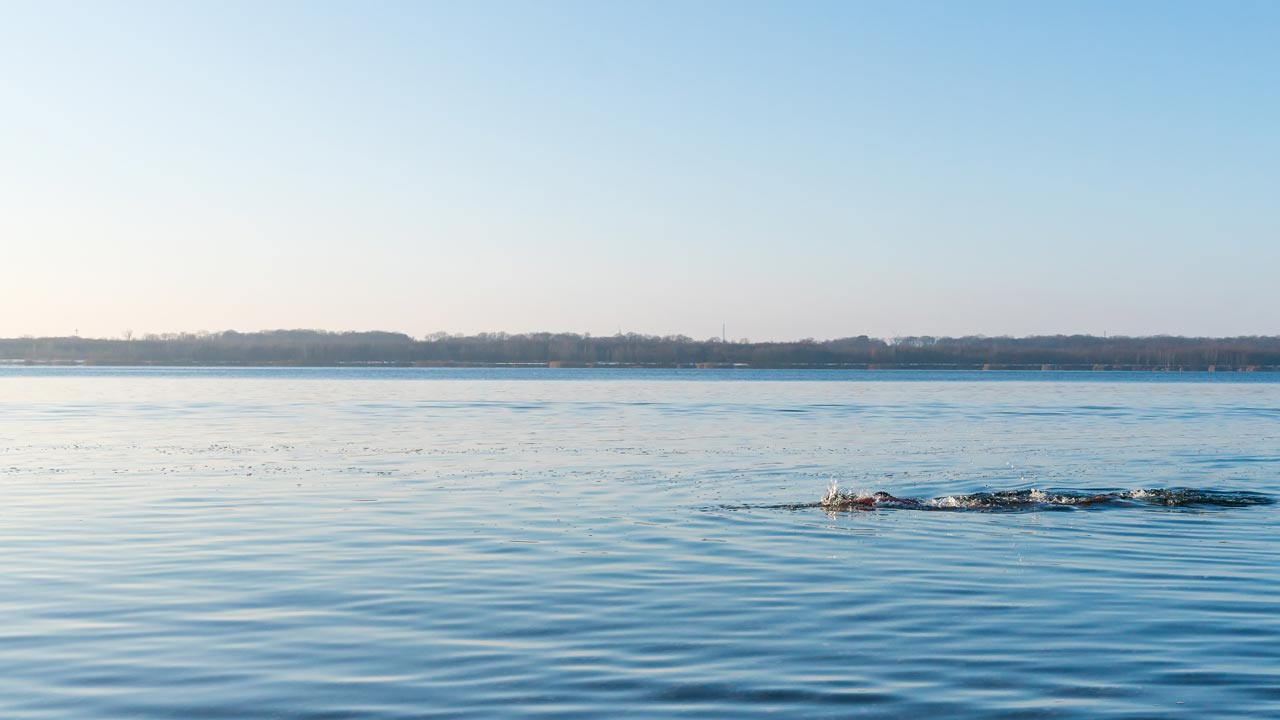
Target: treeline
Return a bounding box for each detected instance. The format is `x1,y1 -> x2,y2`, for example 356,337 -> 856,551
3,330 -> 1280,370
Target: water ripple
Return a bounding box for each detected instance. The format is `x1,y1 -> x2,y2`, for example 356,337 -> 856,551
1,369 -> 1278,719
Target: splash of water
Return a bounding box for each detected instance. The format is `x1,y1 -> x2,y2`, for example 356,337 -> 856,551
817,483 -> 1272,512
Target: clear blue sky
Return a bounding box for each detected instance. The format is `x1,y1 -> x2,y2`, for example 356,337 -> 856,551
2,1 -> 1276,340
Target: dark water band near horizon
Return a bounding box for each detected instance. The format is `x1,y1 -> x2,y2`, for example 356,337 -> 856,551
2,367 -> 1278,719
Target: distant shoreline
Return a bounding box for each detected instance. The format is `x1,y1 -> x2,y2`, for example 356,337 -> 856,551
5,330 -> 1280,371
4,360 -> 1277,372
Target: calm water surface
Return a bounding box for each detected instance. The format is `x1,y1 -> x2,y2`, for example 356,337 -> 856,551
1,368 -> 1278,718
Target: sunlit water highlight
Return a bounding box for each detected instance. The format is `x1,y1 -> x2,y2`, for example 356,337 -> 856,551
1,368 -> 1278,718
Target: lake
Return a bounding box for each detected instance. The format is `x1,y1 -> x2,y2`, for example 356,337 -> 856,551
2,367 -> 1278,719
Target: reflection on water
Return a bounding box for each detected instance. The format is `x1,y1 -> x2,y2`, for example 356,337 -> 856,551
1,368 -> 1278,719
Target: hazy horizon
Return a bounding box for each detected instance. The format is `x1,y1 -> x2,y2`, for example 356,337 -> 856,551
3,1 -> 1277,340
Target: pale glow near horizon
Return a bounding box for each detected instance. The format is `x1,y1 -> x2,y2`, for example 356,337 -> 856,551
2,2 -> 1277,341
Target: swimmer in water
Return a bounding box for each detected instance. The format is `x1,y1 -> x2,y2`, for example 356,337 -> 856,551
821,489 -> 1124,511
822,491 -> 922,510
809,486 -> 1270,512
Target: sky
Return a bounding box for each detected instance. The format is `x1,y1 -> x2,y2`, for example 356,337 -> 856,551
1,1 -> 1277,341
